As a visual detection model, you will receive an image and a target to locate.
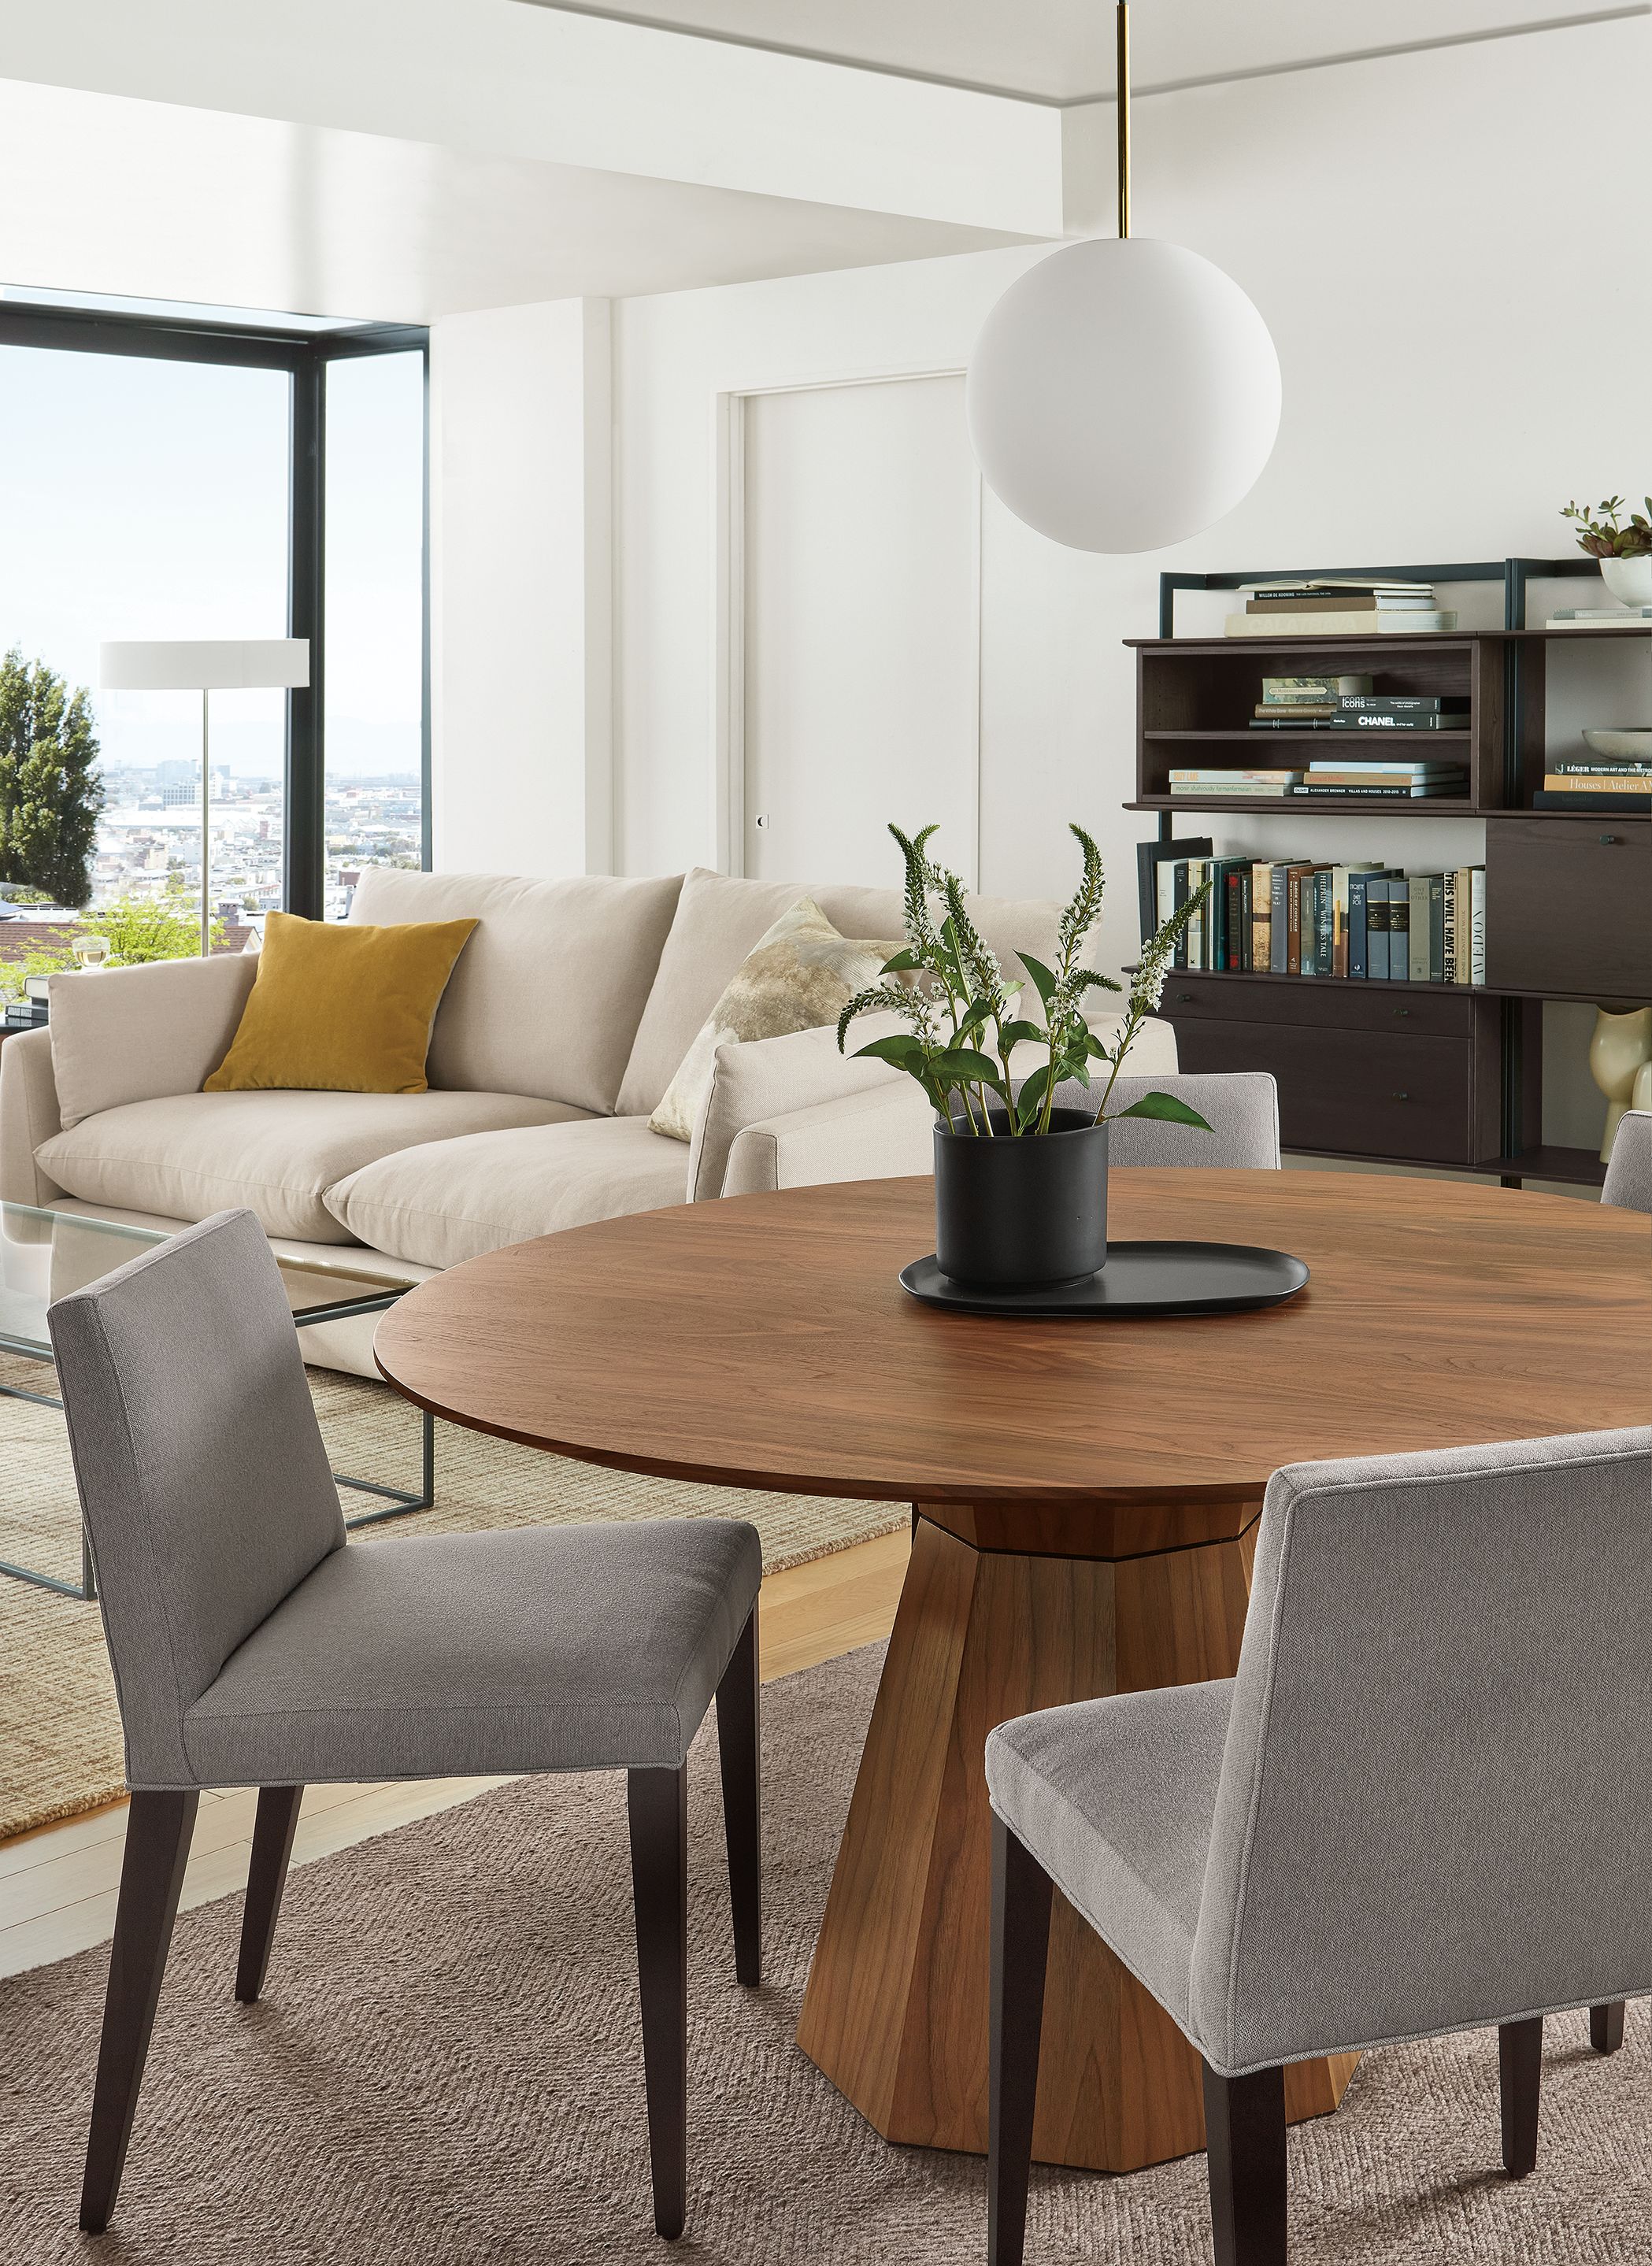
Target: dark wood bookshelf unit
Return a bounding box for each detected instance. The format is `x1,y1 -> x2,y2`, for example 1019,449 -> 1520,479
1135,557 -> 1652,1190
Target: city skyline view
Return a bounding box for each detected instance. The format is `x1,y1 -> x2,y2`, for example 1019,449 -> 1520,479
0,337 -> 424,930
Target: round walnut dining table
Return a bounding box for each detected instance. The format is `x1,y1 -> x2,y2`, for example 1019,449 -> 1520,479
373,1168 -> 1651,2177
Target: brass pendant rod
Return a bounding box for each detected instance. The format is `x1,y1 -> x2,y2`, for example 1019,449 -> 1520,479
1117,1 -> 1131,238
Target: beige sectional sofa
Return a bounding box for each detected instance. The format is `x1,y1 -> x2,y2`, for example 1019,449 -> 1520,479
0,864 -> 1175,1372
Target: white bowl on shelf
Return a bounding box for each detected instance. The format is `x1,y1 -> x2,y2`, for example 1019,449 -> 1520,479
1582,728 -> 1652,761
1600,556 -> 1652,609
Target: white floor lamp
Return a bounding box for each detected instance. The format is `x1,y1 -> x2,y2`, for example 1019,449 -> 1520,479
98,639 -> 310,955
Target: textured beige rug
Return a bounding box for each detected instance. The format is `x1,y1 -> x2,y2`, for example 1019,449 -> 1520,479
0,1354 -> 902,1842
2,1641 -> 1648,2264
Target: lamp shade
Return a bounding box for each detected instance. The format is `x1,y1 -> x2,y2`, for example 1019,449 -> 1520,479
965,238 -> 1281,555
99,638 -> 309,691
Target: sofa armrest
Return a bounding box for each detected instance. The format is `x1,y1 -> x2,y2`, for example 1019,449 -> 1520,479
720,1082 -> 935,1200
0,1027 -> 65,1206
46,952 -> 257,1130
687,1014 -> 906,1202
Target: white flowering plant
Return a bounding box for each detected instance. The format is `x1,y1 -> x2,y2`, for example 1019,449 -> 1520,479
836,820 -> 1214,1139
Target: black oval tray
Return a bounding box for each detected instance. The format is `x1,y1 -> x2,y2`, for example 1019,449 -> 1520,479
898,1241 -> 1309,1319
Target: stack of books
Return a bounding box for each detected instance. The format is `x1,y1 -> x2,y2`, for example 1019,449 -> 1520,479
1224,579 -> 1458,637
1247,672 -> 1373,728
1545,605 -> 1652,631
1289,757 -> 1469,801
1151,855 -> 1486,982
2,996 -> 49,1031
1536,754 -> 1652,812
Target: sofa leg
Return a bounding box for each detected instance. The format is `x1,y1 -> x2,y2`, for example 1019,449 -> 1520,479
80,1790 -> 198,2234
1202,2061 -> 1287,2266
1590,2001 -> 1626,2056
988,1814 -> 1054,2266
629,1764 -> 689,2240
1499,2016 -> 1543,2178
236,1787 -> 303,2004
715,1605 -> 761,1986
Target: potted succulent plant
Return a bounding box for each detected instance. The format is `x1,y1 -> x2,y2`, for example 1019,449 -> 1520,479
838,821 -> 1212,1289
1561,495 -> 1652,608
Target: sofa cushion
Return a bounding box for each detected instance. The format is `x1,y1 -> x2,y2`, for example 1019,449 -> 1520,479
349,867 -> 684,1115
616,866 -> 1065,1118
48,953 -> 258,1131
324,1116 -> 691,1270
36,1090 -> 584,1244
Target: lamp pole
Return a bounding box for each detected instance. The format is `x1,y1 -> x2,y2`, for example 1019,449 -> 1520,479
1117,2 -> 1130,239
200,687 -> 211,957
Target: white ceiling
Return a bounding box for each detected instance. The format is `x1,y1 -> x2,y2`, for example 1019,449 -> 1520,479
529,0 -> 1649,102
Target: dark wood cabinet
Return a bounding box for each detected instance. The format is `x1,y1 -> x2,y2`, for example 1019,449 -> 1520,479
1159,982 -> 1502,1165
1484,817 -> 1652,999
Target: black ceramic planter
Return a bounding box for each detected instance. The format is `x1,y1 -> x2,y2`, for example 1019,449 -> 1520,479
932,1106 -> 1108,1288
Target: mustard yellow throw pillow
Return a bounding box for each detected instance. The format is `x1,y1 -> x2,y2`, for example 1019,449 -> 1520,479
203,910 -> 478,1094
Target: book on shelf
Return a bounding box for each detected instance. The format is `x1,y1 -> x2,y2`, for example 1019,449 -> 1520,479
1169,781 -> 1303,798
1530,788 -> 1652,812
1540,772 -> 1652,794
1287,780 -> 1465,798
1330,712 -> 1468,731
1388,880 -> 1410,979
1306,764 -> 1466,782
1254,702 -> 1335,719
1245,594 -> 1439,616
1224,610 -> 1458,638
1348,868 -> 1397,980
1545,614 -> 1652,631
1169,768 -> 1302,783
1249,716 -> 1337,729
1250,857 -> 1275,972
1240,581 -> 1432,601
1138,833 -> 1210,946
1548,758 -> 1652,776
1259,673 -> 1373,702
1335,694 -> 1468,716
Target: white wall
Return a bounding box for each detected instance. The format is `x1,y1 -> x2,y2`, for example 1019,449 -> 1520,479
431,296 -> 612,876
608,13 -> 1651,1149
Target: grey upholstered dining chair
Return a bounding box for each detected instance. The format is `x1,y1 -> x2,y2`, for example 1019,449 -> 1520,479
1049,1069 -> 1280,1167
48,1209 -> 762,2245
984,1425 -> 1652,2266
1603,1109 -> 1652,1213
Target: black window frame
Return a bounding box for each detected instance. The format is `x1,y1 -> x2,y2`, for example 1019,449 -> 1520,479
0,301 -> 432,916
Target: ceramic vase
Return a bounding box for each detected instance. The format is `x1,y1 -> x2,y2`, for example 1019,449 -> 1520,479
932,1107 -> 1107,1287
1589,1004 -> 1652,1162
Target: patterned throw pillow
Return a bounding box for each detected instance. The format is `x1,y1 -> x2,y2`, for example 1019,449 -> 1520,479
649,897 -> 901,1144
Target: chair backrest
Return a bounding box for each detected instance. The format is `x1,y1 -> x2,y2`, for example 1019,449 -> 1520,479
1046,1070 -> 1281,1168
48,1209 -> 345,1785
1187,1427 -> 1652,2075
1603,1110 -> 1652,1214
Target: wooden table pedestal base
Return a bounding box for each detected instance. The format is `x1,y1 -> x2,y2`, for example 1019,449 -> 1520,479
796,1511 -> 1358,2174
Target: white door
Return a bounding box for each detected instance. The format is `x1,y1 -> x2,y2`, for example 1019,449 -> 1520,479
739,375 -> 980,890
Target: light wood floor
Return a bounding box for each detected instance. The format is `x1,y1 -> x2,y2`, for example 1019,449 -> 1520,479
0,1526 -> 911,1982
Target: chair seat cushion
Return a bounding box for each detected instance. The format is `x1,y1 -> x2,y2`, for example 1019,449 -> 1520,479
985,1679 -> 1233,2031
183,1519 -> 764,1783
35,1090 -> 585,1242
324,1115 -> 691,1269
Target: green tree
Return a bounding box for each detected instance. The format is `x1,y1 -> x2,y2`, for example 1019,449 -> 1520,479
95,883 -> 227,964
0,649 -> 105,907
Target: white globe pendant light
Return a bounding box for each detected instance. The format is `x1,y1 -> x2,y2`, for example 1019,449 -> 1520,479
966,3 -> 1280,555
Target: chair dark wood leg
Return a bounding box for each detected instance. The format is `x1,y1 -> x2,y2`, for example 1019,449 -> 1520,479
715,1605 -> 761,1986
80,1789 -> 198,2234
235,1786 -> 303,2005
628,1764 -> 688,2241
1499,2016 -> 1543,2178
988,1815 -> 1054,2266
1202,2061 -> 1287,2266
1591,2001 -> 1626,2055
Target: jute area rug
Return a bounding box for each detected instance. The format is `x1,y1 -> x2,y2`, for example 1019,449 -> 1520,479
0,1353 -> 902,1843
2,1642 -> 1649,2265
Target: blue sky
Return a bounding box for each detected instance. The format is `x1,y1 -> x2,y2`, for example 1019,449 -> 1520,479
0,342 -> 422,783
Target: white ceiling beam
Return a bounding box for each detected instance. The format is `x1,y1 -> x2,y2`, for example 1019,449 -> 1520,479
0,0 -> 1065,237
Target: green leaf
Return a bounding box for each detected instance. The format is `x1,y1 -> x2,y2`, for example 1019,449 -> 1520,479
852,1033 -> 924,1068
935,1049 -> 1007,1096
1013,1064 -> 1052,1127
1017,950 -> 1058,1009
1108,1093 -> 1214,1131
998,1018 -> 1045,1049
880,946 -> 920,975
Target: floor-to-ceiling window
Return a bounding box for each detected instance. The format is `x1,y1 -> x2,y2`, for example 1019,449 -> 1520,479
0,296 -> 427,968
323,350 -> 427,919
